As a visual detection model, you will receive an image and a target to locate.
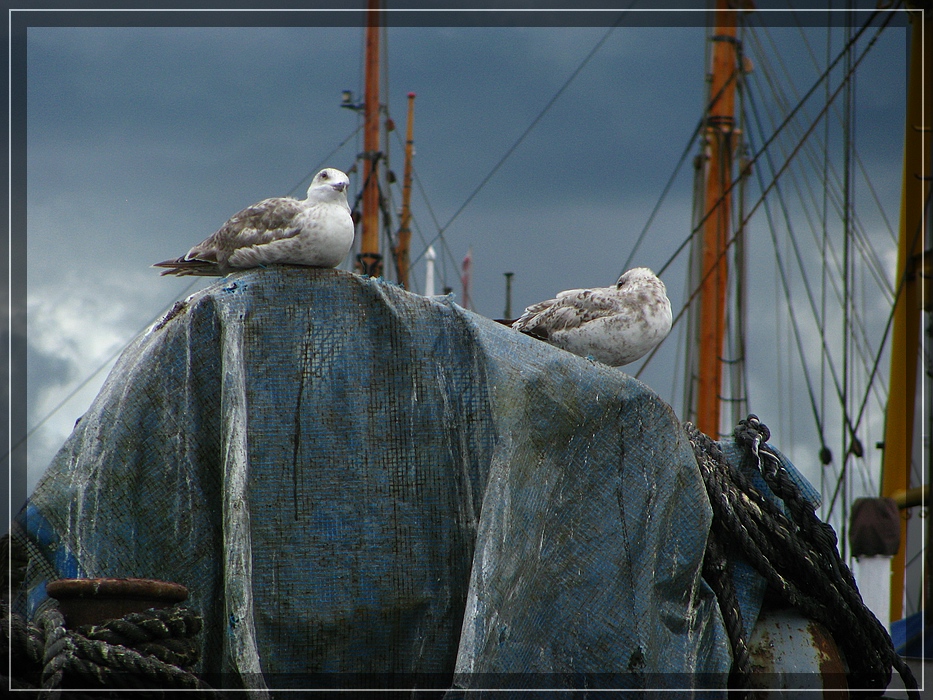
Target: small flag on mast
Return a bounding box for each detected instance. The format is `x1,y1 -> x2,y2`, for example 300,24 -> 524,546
461,248 -> 473,310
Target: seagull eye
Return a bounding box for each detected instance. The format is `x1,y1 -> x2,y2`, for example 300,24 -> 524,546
320,171 -> 329,179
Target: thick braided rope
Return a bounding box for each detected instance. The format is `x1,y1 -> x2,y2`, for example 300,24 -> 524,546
77,606 -> 203,670
701,530 -> 750,689
698,420 -> 887,683
3,601 -> 222,695
687,416 -> 919,698
39,606 -> 71,692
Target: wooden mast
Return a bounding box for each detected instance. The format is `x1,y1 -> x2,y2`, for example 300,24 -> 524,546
358,0 -> 383,277
880,3 -> 930,622
394,92 -> 416,289
696,0 -> 739,437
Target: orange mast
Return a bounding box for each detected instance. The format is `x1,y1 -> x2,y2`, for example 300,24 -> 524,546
394,92 -> 416,289
695,0 -> 740,437
358,0 -> 382,277
879,4 -> 930,622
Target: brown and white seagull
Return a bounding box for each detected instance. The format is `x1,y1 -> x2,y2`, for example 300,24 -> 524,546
511,267 -> 673,367
154,167 -> 354,276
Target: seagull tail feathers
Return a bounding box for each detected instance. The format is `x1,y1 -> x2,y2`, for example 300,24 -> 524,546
152,258 -> 223,277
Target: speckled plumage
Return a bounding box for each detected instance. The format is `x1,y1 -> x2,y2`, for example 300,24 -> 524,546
511,267 -> 673,367
154,168 -> 354,276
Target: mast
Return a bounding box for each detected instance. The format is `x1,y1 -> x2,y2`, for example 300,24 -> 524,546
880,3 -> 930,622
695,0 -> 740,437
394,92 -> 416,289
358,0 -> 383,277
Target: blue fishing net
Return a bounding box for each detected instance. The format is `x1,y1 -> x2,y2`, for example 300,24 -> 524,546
14,267 -> 816,693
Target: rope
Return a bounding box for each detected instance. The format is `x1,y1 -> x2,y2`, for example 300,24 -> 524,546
701,529 -> 750,690
2,600 -> 222,695
686,414 -> 919,698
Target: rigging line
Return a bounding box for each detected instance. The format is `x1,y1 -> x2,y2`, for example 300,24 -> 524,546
840,4 -> 855,557
436,8 -> 634,238
826,188 -> 932,518
821,7 -> 832,501
624,29 -> 748,275
386,126 -> 458,289
5,279 -> 202,461
781,11 -> 898,245
746,25 -> 896,299
285,124 -> 364,198
744,120 -> 827,444
621,116 -> 704,273
748,34 -> 891,449
744,78 -> 879,431
658,6 -> 886,280
752,23 -> 893,298
638,10 -> 893,377
655,6 -> 891,282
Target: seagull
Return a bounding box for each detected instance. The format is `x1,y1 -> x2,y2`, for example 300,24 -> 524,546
511,267 -> 673,367
153,168 -> 354,276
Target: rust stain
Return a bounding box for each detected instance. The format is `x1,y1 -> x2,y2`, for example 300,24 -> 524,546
805,619 -> 848,699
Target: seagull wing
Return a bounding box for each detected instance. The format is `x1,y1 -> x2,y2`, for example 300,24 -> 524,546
191,197 -> 307,258
153,197 -> 306,276
512,287 -> 619,339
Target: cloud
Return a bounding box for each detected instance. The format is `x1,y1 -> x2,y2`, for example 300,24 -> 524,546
22,268 -> 200,500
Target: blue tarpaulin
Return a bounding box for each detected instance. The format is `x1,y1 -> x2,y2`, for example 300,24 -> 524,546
13,267 -> 818,693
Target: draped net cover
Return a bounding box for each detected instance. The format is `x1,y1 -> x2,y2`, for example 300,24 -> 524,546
15,267 -> 783,692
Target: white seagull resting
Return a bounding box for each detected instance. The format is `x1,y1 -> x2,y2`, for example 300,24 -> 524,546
154,168 -> 354,276
511,267 -> 673,367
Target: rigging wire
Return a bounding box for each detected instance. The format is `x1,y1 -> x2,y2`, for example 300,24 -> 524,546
654,4 -> 888,282
410,8 -> 637,267
840,2 -> 856,558
785,7 -> 898,246
820,8 -> 833,498
637,6 -> 893,379
742,74 -> 887,450
752,19 -> 897,311
742,112 -> 827,449
825,189 -> 932,518
745,47 -> 892,493
746,23 -> 895,303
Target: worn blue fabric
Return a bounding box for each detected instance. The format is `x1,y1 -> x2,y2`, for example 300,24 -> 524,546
13,266 -> 802,693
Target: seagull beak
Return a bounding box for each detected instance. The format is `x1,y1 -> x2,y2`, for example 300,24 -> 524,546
333,182 -> 348,193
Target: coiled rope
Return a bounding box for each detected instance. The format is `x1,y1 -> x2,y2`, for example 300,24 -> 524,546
686,414 -> 919,698
2,599 -> 221,696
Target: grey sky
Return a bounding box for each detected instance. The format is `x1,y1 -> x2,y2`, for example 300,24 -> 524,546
14,4 -> 915,592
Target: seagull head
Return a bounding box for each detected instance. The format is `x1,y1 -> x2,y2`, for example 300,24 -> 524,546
616,267 -> 662,290
308,168 -> 350,198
